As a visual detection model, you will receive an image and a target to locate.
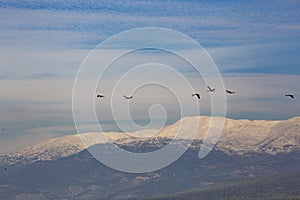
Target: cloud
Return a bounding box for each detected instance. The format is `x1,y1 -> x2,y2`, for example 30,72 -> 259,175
1,0 -> 299,49
0,48 -> 89,79
207,43 -> 300,74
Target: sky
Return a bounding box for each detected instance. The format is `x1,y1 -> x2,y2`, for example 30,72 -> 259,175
0,0 -> 300,154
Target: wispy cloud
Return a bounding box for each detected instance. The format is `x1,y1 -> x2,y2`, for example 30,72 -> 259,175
1,0 -> 299,48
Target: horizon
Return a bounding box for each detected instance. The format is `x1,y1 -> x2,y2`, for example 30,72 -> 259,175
1,114 -> 300,156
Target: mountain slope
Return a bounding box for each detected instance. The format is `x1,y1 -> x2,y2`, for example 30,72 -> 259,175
148,171 -> 300,200
259,117 -> 300,154
1,147 -> 300,200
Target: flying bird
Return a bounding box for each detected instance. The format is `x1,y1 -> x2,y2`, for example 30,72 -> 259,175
192,93 -> 201,99
207,86 -> 215,93
226,89 -> 235,94
96,94 -> 105,98
285,94 -> 295,99
123,95 -> 133,100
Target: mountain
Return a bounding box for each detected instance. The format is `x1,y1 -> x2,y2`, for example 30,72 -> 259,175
0,116 -> 300,199
148,172 -> 300,200
1,116 -> 300,166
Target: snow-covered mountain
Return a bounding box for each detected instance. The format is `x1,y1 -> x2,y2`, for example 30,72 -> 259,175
1,116 -> 300,166
1,116 -> 300,200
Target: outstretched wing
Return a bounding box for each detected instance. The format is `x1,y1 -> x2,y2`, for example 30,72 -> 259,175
285,94 -> 295,99
123,95 -> 133,99
192,93 -> 201,99
226,90 -> 234,94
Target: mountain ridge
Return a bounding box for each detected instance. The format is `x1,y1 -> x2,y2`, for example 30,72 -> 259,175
1,116 -> 300,166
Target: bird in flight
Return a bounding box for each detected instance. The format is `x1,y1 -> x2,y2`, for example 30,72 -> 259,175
96,94 -> 105,98
207,86 -> 215,93
226,89 -> 235,94
123,95 -> 133,100
192,93 -> 201,99
285,94 -> 295,99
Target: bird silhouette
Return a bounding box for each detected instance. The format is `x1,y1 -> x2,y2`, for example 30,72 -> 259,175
285,94 -> 295,99
192,93 -> 201,99
207,86 -> 215,92
123,95 -> 133,100
96,94 -> 105,98
226,89 -> 235,94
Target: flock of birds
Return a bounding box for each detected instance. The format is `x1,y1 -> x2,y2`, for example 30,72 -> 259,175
96,86 -> 295,100
1,87 -> 295,172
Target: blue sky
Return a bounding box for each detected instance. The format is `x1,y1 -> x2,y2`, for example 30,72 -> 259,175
0,0 -> 300,153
